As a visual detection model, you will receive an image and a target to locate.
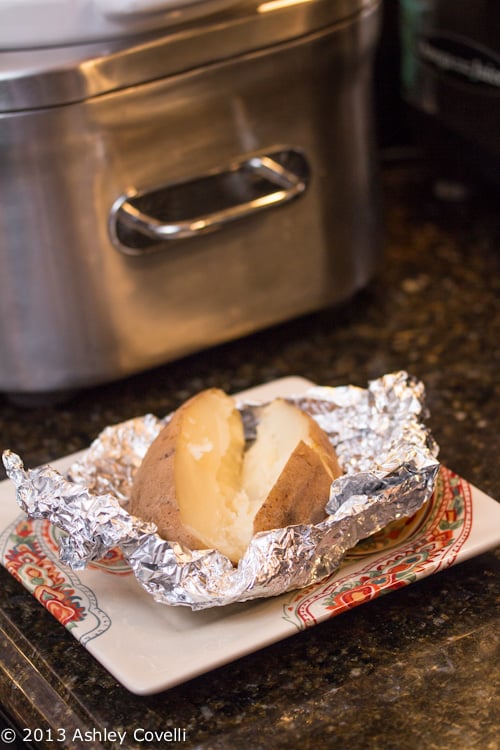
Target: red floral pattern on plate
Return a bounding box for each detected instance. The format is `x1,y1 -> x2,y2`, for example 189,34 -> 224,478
1,517 -> 124,640
4,521 -> 86,628
283,466 -> 473,629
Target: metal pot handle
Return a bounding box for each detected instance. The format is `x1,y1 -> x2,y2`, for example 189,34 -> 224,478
111,152 -> 308,255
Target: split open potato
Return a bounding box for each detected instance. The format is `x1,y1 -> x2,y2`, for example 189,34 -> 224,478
129,388 -> 342,564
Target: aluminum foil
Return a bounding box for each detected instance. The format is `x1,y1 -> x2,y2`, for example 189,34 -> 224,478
2,371 -> 440,610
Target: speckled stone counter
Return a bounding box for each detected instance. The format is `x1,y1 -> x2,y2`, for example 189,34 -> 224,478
0,157 -> 499,749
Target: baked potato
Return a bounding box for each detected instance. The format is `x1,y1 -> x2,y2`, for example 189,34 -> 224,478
129,389 -> 342,564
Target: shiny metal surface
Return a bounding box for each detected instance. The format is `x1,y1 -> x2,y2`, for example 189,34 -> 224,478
112,151 -> 309,252
0,0 -> 381,393
0,0 -> 241,50
0,0 -> 375,111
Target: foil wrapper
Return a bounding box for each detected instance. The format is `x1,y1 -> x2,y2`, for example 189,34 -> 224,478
2,371 -> 440,610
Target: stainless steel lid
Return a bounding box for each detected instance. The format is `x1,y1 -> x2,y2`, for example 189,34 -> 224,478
0,0 -> 241,50
0,0 -> 378,112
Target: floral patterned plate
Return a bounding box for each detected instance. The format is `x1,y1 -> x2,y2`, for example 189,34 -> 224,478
1,377 -> 499,695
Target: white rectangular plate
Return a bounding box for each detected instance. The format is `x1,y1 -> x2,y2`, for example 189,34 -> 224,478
1,376 -> 499,695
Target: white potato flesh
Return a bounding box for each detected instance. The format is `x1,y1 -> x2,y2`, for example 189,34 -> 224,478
242,400 -> 314,511
176,395 -> 338,562
131,389 -> 341,564
175,390 -> 253,563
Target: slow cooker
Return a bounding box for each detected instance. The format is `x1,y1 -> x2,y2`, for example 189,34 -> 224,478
0,0 -> 381,396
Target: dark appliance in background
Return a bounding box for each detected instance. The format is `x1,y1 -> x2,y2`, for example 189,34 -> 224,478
398,0 -> 500,186
373,0 -> 413,150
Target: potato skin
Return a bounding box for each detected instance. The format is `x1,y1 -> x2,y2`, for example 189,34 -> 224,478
306,415 -> 342,481
253,416 -> 342,534
129,395 -> 208,550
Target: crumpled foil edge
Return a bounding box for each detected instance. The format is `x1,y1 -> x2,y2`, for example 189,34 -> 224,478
2,371 -> 440,610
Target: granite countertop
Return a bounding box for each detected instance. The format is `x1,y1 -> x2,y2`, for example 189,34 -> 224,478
0,157 -> 498,749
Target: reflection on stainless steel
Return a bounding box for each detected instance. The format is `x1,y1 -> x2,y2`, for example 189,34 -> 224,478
0,0 -> 376,109
2,372 -> 440,610
0,0 -> 381,393
258,0 -> 316,13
